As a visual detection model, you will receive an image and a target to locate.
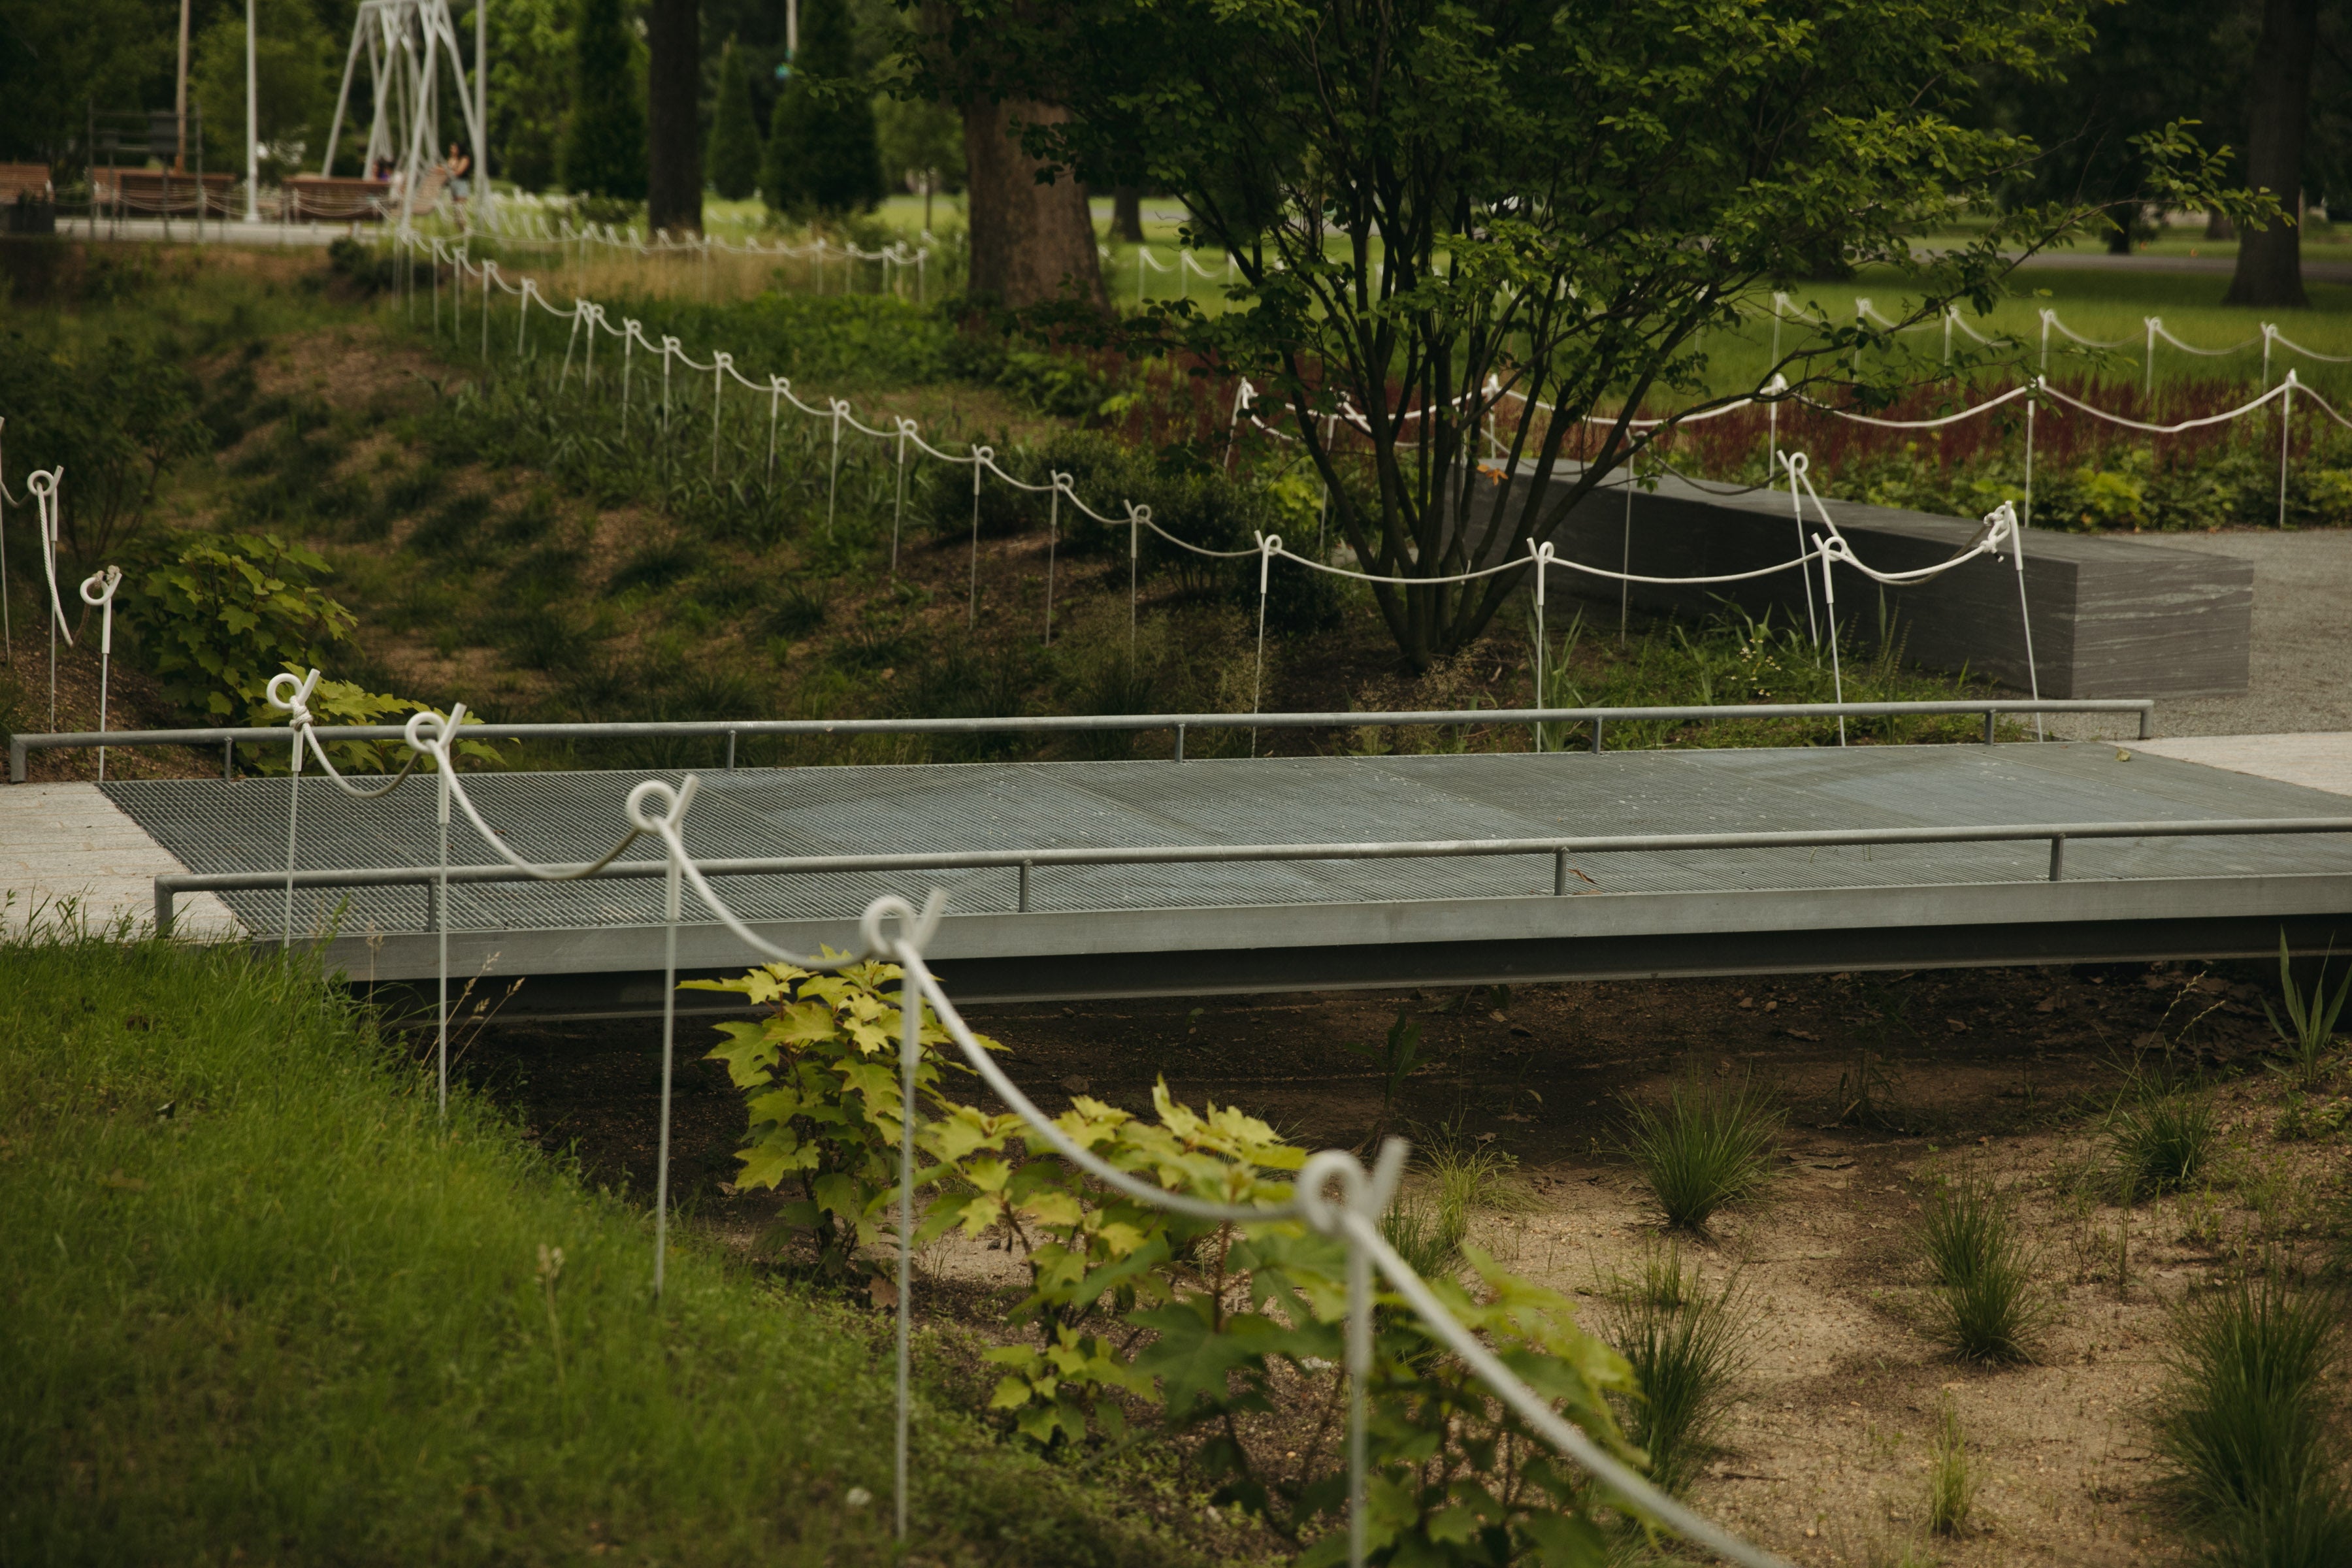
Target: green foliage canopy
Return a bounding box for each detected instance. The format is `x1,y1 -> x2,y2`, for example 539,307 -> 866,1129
562,0 -> 647,199
761,0 -> 885,216
705,40 -> 764,201
0,331 -> 210,567
193,0 -> 337,180
921,0 -> 2253,668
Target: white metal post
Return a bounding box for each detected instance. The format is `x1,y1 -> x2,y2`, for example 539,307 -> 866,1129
244,0 -> 259,221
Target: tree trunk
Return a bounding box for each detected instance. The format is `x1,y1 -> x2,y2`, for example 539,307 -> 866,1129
2224,0 -> 2318,307
1111,184 -> 1143,242
646,0 -> 704,235
964,98 -> 1107,310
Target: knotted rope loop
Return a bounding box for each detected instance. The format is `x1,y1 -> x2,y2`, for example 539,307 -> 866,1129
1255,531 -> 1282,594
1051,469 -> 1074,497
402,700 -> 470,759
859,889 -> 949,957
625,774 -> 701,834
713,351 -> 734,373
267,668 -> 324,743
661,334 -> 681,357
76,564 -> 122,611
1293,1141 -> 1408,1237
1524,538 -> 1557,606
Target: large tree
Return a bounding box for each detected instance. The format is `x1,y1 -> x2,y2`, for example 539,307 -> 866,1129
960,98 -> 1104,307
2227,0 -> 2323,306
1986,0 -> 2240,253
930,0 -> 2248,668
646,0 -> 704,232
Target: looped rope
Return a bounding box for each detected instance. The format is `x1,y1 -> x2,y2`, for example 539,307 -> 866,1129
28,468 -> 71,647
76,564 -> 121,611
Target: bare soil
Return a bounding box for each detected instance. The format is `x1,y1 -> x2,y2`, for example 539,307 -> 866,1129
459,958 -> 2351,1568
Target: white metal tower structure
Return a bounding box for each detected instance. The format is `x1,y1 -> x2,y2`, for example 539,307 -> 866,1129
320,0 -> 495,232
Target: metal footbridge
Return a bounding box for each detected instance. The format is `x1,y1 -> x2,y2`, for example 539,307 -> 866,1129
49,700 -> 2352,1014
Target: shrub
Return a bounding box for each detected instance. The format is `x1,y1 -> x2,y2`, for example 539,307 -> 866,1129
2153,1273 -> 2352,1565
1620,1070 -> 1782,1232
1919,1178 -> 2046,1362
692,958 -> 1653,1563
118,532 -> 355,721
0,329 -> 210,564
1597,1245 -> 1751,1494
2106,1073 -> 2218,1198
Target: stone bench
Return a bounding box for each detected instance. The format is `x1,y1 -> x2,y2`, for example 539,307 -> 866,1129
1479,467 -> 2251,698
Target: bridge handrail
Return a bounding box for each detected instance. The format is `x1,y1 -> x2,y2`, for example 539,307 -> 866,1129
150,810 -> 2351,936
11,696 -> 2159,781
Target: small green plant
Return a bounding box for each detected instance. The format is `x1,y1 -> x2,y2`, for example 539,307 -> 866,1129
1345,1008 -> 1423,1142
2106,1073 -> 2219,1198
118,532 -> 355,721
2264,931 -> 2351,1090
1621,1069 -> 1783,1232
1380,1189 -> 1469,1280
1918,1178 -> 2046,1362
1597,1244 -> 1752,1494
2152,1271 -> 2352,1565
1927,1396 -> 1976,1536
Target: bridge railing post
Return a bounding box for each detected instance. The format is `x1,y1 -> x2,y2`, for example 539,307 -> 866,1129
1589,718 -> 1604,755
1173,723 -> 1186,762
2048,835 -> 2066,881
8,738 -> 24,783
1984,710 -> 1997,746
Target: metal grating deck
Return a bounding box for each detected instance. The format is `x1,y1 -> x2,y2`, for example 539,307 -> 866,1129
99,743 -> 2352,1002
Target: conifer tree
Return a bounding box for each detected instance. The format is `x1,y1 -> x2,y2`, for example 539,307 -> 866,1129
760,0 -> 884,216
705,39 -> 762,201
561,0 -> 647,201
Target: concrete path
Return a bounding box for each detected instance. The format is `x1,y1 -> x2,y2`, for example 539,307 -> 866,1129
2047,529 -> 2352,742
2,783 -> 242,938
2129,734 -> 2352,800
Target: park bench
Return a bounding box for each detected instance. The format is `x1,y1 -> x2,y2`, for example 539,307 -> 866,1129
285,175 -> 391,221
90,169 -> 233,214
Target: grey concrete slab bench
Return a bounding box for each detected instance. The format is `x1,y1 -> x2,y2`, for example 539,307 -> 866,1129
1479,469 -> 2250,698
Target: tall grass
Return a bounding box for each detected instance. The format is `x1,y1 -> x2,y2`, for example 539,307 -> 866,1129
1621,1070 -> 1783,1232
1597,1245 -> 1752,1495
1918,1178 -> 2048,1363
2106,1071 -> 2219,1198
2152,1273 -> 2352,1567
1927,1397 -> 1976,1537
0,923 -> 1182,1567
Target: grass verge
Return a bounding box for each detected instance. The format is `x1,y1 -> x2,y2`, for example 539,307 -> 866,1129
0,924 -> 1189,1567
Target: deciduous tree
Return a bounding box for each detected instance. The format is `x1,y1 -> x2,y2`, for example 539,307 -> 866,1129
646,0 -> 703,233
761,0 -> 885,216
930,0 -> 2253,667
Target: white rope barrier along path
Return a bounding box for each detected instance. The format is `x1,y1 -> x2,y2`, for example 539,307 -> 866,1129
396,233 -> 2352,740
322,699 -> 1791,1567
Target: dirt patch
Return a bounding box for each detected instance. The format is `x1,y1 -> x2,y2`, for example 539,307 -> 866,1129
457,956 -> 2344,1567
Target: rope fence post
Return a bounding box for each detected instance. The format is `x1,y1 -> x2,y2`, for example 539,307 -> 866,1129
2023,378 -> 2039,530
621,321 -> 636,429
1526,540 -> 1554,753
767,378 -> 783,487
265,669 -> 322,947
653,842 -> 680,1297
1128,503 -> 1144,672
1250,532 -> 1279,757
1044,473 -> 1067,645
2002,501 -> 2045,742
76,567 -> 122,780
1814,536 -> 1846,746
967,446 -> 990,624
828,400 -> 845,535
711,353 -> 730,480
2144,316 -> 2157,403
2279,370 -> 2295,529
892,419 -> 911,576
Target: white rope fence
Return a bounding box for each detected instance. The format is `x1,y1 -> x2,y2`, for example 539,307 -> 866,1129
259,699 -> 1798,1568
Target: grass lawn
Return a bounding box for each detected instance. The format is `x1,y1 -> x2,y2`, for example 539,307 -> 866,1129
0,923 -> 1194,1566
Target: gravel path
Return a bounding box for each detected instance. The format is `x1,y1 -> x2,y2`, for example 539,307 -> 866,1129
2050,529 -> 2352,741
